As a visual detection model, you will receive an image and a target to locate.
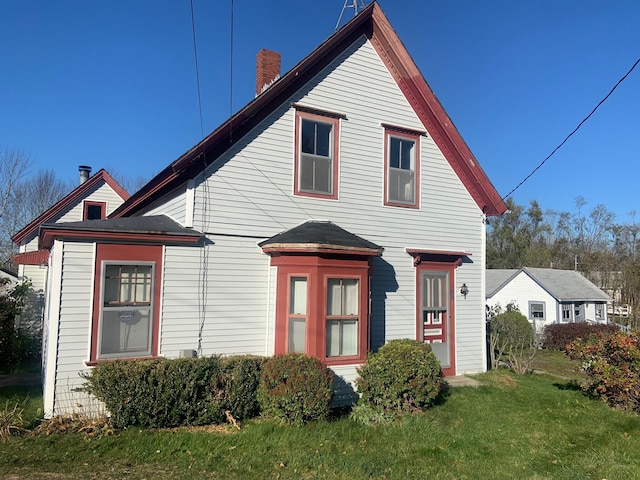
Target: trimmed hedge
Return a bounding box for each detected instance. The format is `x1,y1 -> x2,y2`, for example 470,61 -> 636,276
543,323 -> 619,352
355,339 -> 442,415
82,355 -> 265,428
257,353 -> 334,426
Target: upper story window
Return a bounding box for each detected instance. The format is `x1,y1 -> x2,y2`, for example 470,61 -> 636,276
384,126 -> 421,208
83,201 -> 106,220
294,109 -> 340,200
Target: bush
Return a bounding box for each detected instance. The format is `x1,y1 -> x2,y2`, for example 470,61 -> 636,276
355,339 -> 442,416
567,331 -> 640,412
0,280 -> 39,372
213,355 -> 265,421
82,356 -> 225,428
543,323 -> 619,352
257,354 -> 334,426
489,310 -> 536,373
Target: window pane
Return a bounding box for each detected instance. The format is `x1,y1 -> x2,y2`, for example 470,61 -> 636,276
314,157 -> 332,194
389,137 -> 400,168
288,317 -> 306,353
343,279 -> 358,315
315,122 -> 332,157
388,169 -> 414,203
100,308 -> 151,356
326,320 -> 341,357
86,204 -> 103,220
341,320 -> 358,356
301,119 -> 316,154
400,139 -> 414,170
327,279 -> 342,315
289,277 -> 307,314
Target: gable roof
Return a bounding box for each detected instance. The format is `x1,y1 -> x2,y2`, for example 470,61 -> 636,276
111,2 -> 507,220
259,220 -> 382,256
487,268 -> 612,302
11,169 -> 130,245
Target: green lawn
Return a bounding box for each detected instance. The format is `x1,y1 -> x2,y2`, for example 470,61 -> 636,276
2,359 -> 640,479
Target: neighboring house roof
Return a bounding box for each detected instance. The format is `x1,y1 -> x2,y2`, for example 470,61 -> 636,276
11,169 -> 130,245
259,220 -> 383,255
0,267 -> 18,281
39,215 -> 201,249
111,1 -> 507,220
487,267 -> 612,302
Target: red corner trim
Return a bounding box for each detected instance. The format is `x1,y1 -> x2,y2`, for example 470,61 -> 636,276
11,169 -> 130,245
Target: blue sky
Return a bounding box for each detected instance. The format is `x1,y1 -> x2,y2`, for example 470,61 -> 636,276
2,1 -> 639,221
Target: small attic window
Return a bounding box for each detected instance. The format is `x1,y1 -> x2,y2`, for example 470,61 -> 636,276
84,201 -> 106,220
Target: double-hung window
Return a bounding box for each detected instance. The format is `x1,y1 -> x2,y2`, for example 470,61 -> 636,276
99,263 -> 154,358
90,244 -> 162,363
295,109 -> 339,199
529,302 -> 545,322
326,278 -> 359,357
385,127 -> 420,207
561,303 -> 572,323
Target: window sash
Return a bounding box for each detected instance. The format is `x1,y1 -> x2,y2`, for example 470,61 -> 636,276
326,278 -> 359,357
99,262 -> 154,359
299,118 -> 334,195
288,277 -> 307,354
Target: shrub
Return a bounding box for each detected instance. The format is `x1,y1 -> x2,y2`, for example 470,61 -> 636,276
0,280 -> 39,372
355,339 -> 442,416
543,323 -> 619,352
489,310 -> 536,373
82,356 -> 224,428
567,331 -> 640,412
257,354 -> 334,426
213,355 -> 265,420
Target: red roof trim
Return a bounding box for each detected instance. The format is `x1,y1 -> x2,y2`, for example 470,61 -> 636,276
39,228 -> 201,250
13,249 -> 50,266
111,2 -> 506,218
261,244 -> 381,257
12,170 -> 130,245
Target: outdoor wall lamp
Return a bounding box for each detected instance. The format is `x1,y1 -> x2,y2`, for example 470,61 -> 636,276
460,283 -> 469,299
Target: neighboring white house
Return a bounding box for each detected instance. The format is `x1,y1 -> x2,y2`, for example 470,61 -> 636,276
486,267 -> 612,333
30,3 -> 507,417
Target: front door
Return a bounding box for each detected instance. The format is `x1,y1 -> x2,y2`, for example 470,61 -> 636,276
419,270 -> 454,374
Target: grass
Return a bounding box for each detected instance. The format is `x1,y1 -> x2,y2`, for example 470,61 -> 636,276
2,353 -> 640,479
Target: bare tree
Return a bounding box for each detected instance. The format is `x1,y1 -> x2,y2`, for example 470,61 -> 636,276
0,148 -> 32,220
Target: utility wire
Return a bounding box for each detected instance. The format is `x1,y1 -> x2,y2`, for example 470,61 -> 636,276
502,56 -> 640,202
189,0 -> 205,138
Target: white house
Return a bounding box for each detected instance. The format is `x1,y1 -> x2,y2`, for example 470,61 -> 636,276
31,3 -> 507,417
486,267 -> 612,333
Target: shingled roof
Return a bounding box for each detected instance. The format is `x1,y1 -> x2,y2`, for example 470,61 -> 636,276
487,267 -> 612,302
259,220 -> 382,256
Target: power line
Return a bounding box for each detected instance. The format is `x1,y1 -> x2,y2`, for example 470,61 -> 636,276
189,0 -> 204,139
502,56 -> 640,202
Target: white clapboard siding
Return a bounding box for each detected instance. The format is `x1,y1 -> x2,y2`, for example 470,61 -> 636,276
52,242 -> 105,417
147,36 -> 486,376
488,271 -> 559,327
144,185 -> 188,225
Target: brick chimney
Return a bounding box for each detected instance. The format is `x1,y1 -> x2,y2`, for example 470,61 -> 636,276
78,165 -> 92,184
256,49 -> 281,96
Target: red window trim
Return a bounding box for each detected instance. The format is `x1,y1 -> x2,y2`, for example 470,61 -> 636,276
294,109 -> 340,200
272,254 -> 370,366
90,244 -> 162,362
414,260 -> 456,377
384,127 -> 420,209
83,200 -> 106,220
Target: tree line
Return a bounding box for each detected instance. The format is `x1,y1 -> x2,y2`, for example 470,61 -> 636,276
488,196 -> 640,323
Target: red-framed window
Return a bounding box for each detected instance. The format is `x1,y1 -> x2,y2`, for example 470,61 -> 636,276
294,109 -> 340,200
89,244 -> 162,363
83,201 -> 106,220
384,127 -> 420,208
273,255 -> 370,366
